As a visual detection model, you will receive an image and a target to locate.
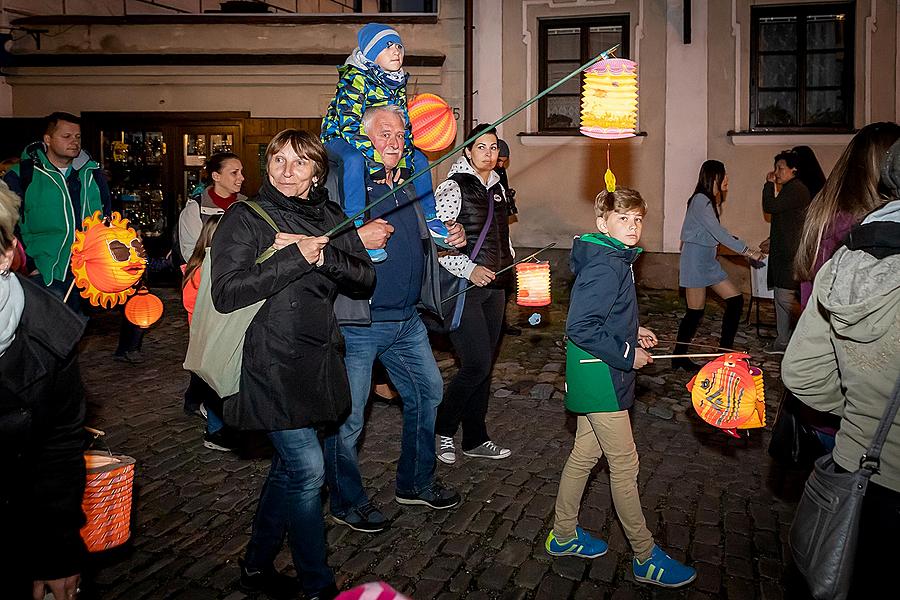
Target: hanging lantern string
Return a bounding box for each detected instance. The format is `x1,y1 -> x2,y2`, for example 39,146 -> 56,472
324,45 -> 621,238
441,242 -> 557,304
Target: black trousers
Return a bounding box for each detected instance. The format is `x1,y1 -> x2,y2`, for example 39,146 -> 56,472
435,286 -> 505,451
849,479 -> 900,597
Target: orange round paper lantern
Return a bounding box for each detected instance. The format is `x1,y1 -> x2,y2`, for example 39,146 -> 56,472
409,93 -> 458,152
516,262 -> 551,307
71,211 -> 146,308
125,288 -> 163,328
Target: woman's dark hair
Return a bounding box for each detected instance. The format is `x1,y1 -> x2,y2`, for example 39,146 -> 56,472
691,160 -> 727,219
204,152 -> 241,186
464,124 -> 498,152
790,146 -> 826,198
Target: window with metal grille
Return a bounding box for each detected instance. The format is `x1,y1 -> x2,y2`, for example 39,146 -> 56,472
750,3 -> 854,131
538,15 -> 629,132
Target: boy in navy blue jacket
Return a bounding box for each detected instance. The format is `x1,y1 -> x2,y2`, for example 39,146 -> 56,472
547,188 -> 696,589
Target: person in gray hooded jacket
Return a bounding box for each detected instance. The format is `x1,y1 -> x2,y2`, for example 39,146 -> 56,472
782,137 -> 900,597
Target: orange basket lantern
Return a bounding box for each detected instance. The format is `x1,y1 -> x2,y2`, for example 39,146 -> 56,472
81,451 -> 136,552
409,93 -> 458,152
124,288 -> 164,328
580,58 -> 639,140
516,262 -> 551,307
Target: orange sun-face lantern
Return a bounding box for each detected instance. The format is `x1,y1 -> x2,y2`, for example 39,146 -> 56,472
687,353 -> 766,438
71,211 -> 147,308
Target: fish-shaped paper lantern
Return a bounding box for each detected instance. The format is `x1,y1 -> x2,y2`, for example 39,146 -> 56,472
687,353 -> 766,438
70,211 -> 147,308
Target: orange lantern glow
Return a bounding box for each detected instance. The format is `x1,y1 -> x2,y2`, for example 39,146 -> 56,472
70,211 -> 146,308
409,93 -> 458,152
516,262 -> 551,307
687,354 -> 766,438
124,288 -> 163,328
580,58 -> 639,140
81,451 -> 135,552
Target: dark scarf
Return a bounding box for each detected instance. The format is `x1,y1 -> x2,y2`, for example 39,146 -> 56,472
256,180 -> 330,231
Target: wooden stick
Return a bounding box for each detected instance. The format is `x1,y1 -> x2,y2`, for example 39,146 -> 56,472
84,426 -> 106,437
653,338 -> 739,353
62,278 -> 77,303
579,352 -> 724,364
323,45 -> 621,238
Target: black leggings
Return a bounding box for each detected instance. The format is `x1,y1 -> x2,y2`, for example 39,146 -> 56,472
435,286 -> 505,451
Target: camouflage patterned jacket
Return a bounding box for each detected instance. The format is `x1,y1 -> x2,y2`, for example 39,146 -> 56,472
321,53 -> 415,179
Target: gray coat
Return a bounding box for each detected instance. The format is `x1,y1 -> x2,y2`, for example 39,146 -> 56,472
680,193 -> 748,253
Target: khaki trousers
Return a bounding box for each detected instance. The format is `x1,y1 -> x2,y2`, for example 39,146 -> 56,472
552,410 -> 655,561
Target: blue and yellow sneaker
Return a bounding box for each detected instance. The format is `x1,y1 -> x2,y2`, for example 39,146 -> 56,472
545,526 -> 608,558
425,217 -> 454,250
632,545 -> 696,588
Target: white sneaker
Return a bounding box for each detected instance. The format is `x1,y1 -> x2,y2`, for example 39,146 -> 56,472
437,435 -> 456,464
463,440 -> 511,460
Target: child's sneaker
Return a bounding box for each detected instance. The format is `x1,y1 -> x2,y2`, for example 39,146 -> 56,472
632,545 -> 696,588
545,526 -> 608,558
426,217 -> 454,249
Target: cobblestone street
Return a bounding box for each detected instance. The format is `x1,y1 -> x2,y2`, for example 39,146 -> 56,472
76,283 -> 811,600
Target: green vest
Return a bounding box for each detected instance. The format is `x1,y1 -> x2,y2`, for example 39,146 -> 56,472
565,339 -> 620,413
13,149 -> 103,285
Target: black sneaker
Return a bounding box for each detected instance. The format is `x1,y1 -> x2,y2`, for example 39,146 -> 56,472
395,481 -> 460,510
203,429 -> 238,452
238,559 -> 300,600
331,501 -> 390,533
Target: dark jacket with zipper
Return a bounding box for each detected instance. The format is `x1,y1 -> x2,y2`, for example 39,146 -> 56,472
763,178 -> 811,289
565,233 -> 642,412
331,168 -> 444,326
450,172 -> 514,289
0,275 -> 86,586
211,181 -> 375,431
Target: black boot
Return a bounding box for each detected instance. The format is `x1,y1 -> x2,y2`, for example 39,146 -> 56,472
674,307 -> 705,371
720,295 -> 744,350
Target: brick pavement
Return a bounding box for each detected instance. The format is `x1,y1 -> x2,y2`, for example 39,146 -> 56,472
75,285 -> 813,600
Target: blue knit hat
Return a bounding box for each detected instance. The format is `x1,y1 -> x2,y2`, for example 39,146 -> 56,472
358,23 -> 402,62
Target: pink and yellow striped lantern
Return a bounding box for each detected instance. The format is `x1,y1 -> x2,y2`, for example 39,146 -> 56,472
409,93 -> 458,152
516,262 -> 551,307
580,58 -> 639,140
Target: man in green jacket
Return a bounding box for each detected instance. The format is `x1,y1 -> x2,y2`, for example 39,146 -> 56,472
3,112 -> 111,307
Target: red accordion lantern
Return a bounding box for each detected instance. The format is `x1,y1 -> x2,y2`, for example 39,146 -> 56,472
516,262 -> 552,307
81,451 -> 136,552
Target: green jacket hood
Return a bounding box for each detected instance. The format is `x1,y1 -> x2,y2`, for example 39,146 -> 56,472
21,142 -> 98,172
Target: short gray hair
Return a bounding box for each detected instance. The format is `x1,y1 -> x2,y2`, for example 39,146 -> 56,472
362,104 -> 406,134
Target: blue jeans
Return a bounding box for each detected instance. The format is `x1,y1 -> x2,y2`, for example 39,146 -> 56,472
245,428 -> 334,594
324,314 -> 443,516
324,137 -> 438,220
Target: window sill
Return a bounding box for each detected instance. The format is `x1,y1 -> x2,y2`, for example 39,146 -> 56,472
518,132 -> 647,147
728,131 -> 856,146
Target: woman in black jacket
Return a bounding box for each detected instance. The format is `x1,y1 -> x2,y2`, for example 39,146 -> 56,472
0,181 -> 86,600
433,124 -> 513,464
211,130 -> 374,600
761,149 -> 814,353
